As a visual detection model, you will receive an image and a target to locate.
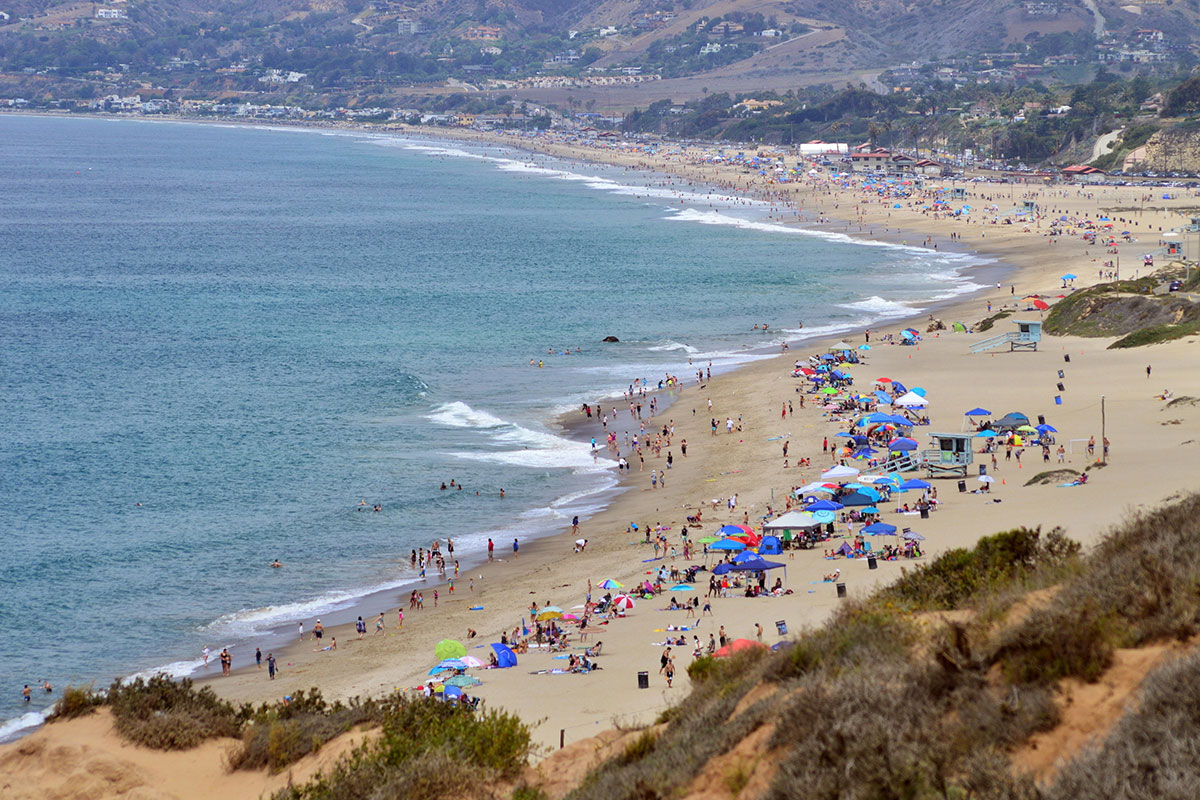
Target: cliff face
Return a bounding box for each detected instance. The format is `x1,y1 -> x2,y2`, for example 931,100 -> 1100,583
1142,128 -> 1200,173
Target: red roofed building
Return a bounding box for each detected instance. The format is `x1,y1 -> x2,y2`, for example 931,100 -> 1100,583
1061,164 -> 1107,183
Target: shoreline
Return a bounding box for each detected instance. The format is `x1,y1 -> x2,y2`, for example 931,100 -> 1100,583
6,113 -> 1200,753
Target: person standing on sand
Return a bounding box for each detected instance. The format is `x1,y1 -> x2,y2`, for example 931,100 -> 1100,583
572,516 -> 579,535
1147,364 -> 1152,379
356,616 -> 366,639
756,623 -> 764,642
267,653 -> 276,680
488,538 -> 494,561
220,648 -> 232,676
664,658 -> 675,688
256,648 -> 262,669
512,538 -> 519,558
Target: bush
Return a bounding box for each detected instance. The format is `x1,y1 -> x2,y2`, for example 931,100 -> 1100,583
997,603 -> 1115,684
882,528 -> 1079,611
273,695 -> 532,800
228,689 -> 382,772
106,675 -> 244,750
616,730 -> 658,766
49,685 -> 102,721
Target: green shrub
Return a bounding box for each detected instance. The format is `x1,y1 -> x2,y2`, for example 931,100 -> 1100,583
997,604 -> 1115,684
106,675 -> 245,750
274,695 -> 532,800
882,527 -> 1079,611
228,689 -> 382,772
49,685 -> 102,721
1109,319 -> 1200,348
616,730 -> 658,766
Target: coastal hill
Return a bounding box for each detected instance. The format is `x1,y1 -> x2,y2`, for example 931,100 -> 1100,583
3,0 -> 1200,107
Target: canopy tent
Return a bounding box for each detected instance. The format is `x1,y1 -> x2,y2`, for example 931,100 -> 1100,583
805,499 -> 844,512
894,390 -> 929,408
898,478 -> 932,491
489,643 -> 518,668
993,412 -> 1030,431
827,341 -> 854,352
763,510 -> 822,530
731,557 -> 786,572
964,408 -> 991,417
821,465 -> 860,481
838,492 -> 876,506
862,522 -> 897,535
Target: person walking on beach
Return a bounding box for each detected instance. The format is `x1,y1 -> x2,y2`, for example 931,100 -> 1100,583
356,616 -> 366,639
572,516 -> 579,535
313,619 -> 324,643
664,657 -> 676,688
220,648 -> 232,676
375,613 -> 385,635
488,538 -> 494,561
1147,364 -> 1152,379
267,653 -> 276,680
512,538 -> 519,558
256,648 -> 262,669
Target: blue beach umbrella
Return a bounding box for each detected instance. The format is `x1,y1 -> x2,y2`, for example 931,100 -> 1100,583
975,430 -> 997,438
1036,424 -> 1057,433
860,506 -> 880,514
888,437 -> 919,451
669,583 -> 695,591
862,522 -> 897,535
710,539 -> 747,551
1061,273 -> 1077,280
812,510 -> 836,524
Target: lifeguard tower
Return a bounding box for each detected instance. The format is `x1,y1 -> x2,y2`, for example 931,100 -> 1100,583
1166,238 -> 1184,256
969,319 -> 1043,353
951,187 -> 966,199
919,432 -> 973,478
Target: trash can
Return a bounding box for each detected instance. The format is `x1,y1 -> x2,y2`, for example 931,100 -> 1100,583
957,480 -> 967,493
920,507 -> 930,519
867,555 -> 878,570
1064,354 -> 1070,363
637,671 -> 649,689
836,582 -> 847,599
775,620 -> 788,636
979,464 -> 987,476
1057,382 -> 1065,392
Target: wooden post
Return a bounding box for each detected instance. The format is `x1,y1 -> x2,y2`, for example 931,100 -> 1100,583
1100,395 -> 1107,466
560,729 -> 565,749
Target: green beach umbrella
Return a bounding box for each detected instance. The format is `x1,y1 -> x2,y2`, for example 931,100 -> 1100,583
697,536 -> 721,544
435,639 -> 467,661
819,387 -> 839,395
444,674 -> 481,688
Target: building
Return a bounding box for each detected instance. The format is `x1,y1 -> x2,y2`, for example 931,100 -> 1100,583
1061,164 -> 1107,183
914,159 -> 946,176
699,42 -> 723,55
95,7 -> 126,19
463,26 -> 501,41
848,150 -> 893,171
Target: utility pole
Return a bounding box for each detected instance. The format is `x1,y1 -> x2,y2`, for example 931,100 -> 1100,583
1100,395 -> 1106,466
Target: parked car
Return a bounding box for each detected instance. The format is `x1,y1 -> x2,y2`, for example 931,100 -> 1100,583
1169,280 -> 1184,292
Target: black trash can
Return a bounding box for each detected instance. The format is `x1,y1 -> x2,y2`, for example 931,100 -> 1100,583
775,620 -> 788,635
957,480 -> 967,493
867,555 -> 878,570
637,671 -> 649,689
979,464 -> 987,476
836,582 -> 847,599
1064,354 -> 1070,363
920,507 -> 930,519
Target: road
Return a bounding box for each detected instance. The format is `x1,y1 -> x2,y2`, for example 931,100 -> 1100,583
1092,128 -> 1124,163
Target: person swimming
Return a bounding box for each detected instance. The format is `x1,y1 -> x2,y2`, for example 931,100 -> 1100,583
271,559 -> 283,568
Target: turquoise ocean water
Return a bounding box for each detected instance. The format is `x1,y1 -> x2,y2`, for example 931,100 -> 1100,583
0,115 -> 989,737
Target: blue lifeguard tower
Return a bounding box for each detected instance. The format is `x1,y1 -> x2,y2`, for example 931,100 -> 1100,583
919,432 -> 974,478
970,319 -> 1042,353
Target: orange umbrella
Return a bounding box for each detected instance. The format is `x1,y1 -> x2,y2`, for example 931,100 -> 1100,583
714,638 -> 769,658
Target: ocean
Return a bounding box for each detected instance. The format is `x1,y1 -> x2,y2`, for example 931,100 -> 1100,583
0,114 -> 989,737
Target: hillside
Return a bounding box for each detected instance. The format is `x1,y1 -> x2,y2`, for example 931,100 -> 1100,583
10,494 -> 1200,799
2,0 -> 1199,109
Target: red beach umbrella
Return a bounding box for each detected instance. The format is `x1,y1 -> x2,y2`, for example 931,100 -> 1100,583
1032,299 -> 1050,311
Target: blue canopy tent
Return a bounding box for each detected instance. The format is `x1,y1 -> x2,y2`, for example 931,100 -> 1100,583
839,492 -> 875,506
888,437 -> 918,451
490,643 -> 517,668
806,499 -> 844,511
862,522 -> 897,535
731,557 -> 786,572
964,407 -> 991,417
712,562 -> 736,575
759,535 -> 783,555
898,478 -> 932,491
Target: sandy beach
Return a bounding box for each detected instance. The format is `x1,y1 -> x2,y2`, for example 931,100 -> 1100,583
188,128 -> 1200,750
5,121 -> 1200,798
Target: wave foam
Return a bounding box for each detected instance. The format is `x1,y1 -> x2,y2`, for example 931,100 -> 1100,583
426,401 -> 508,429
0,709 -> 51,744
838,296 -> 915,319
647,341 -> 699,354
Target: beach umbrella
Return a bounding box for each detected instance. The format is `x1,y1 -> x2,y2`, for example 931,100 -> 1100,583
888,437 -> 919,451
977,475 -> 995,484
460,656 -> 484,668
821,465 -> 860,481
819,387 -> 839,395
812,510 -> 836,524
1032,299 -> 1050,311
710,538 -> 747,551
860,506 -> 880,515
435,640 -> 467,661
444,674 -> 481,688
805,499 -> 844,511
597,579 -> 623,590
898,479 -> 931,491
888,416 -> 914,427
669,583 -> 694,591
429,659 -> 467,675
712,562 -> 736,575
714,638 -> 769,658
1017,425 -> 1038,432
718,524 -> 755,538
612,595 -> 635,610
964,407 -> 991,416
862,522 -> 897,536
443,685 -> 463,698
1061,273 -> 1077,280
697,536 -> 721,544
833,432 -> 855,438
839,492 -> 875,506
732,550 -> 759,563
536,606 -> 565,621
490,642 -> 518,668
903,531 -> 926,541
1036,424 -> 1057,433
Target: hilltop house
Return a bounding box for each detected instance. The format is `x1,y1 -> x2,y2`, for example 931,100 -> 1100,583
463,26 -> 501,41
